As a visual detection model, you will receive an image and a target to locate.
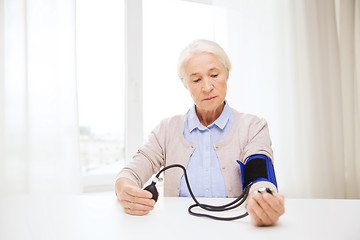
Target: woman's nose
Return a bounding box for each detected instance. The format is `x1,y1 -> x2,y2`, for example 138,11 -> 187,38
201,78 -> 213,92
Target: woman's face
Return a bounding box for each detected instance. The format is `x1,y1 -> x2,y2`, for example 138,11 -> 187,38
184,52 -> 228,114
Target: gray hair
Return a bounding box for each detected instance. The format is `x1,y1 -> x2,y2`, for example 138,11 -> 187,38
177,39 -> 232,85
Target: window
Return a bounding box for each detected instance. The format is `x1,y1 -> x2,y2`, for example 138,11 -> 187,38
76,0 -> 125,191
76,0 -> 214,192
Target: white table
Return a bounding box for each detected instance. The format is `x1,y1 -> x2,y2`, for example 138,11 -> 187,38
0,195 -> 359,240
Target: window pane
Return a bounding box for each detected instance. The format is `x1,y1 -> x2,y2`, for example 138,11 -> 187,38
143,0 -> 214,137
76,0 -> 125,175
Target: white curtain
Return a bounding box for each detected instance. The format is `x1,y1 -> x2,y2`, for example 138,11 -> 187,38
213,0 -> 360,198
0,0 -> 81,194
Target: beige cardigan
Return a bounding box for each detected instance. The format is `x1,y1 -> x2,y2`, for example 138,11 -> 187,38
117,109 -> 277,197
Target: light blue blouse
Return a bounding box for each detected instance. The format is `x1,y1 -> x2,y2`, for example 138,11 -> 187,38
179,101 -> 234,197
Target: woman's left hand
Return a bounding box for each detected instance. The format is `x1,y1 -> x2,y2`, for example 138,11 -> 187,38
246,190 -> 285,226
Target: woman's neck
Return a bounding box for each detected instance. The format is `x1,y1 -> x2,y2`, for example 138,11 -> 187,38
196,102 -> 225,127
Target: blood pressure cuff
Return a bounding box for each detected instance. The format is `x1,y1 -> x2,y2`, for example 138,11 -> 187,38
237,154 -> 278,191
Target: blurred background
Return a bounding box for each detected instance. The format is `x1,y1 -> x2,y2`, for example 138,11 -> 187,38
0,0 -> 359,198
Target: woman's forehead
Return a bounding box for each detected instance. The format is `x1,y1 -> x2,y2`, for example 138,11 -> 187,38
189,67 -> 220,76
186,53 -> 224,73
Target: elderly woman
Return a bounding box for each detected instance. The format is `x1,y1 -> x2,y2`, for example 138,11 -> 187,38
115,39 -> 284,226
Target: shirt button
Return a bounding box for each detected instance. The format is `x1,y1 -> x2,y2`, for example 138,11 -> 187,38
205,168 -> 208,172
206,189 -> 209,192
205,146 -> 209,150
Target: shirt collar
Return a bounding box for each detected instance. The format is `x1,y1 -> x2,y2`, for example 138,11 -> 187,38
188,101 -> 231,132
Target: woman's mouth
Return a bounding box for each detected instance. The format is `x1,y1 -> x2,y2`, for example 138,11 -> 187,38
203,96 -> 217,101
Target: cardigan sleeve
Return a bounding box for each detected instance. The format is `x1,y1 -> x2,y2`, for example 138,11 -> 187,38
243,117 -> 274,163
116,119 -> 167,188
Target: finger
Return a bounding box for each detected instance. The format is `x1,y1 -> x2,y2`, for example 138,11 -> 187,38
127,185 -> 153,199
124,207 -> 151,216
263,193 -> 285,216
261,193 -> 280,213
121,200 -> 154,212
121,186 -> 156,207
277,193 -> 285,206
246,200 -> 264,226
121,193 -> 156,208
255,193 -> 283,224
251,192 -> 274,225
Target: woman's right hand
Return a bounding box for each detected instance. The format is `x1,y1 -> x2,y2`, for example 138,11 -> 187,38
115,178 -> 156,216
